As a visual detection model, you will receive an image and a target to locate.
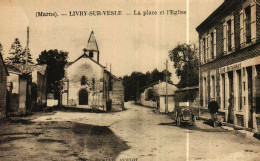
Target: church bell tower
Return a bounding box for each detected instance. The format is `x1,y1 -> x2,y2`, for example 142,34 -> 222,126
83,31 -> 100,63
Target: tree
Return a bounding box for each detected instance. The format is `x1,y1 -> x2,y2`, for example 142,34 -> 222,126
5,38 -> 34,65
122,69 -> 173,102
37,49 -> 68,98
5,38 -> 25,64
169,43 -> 199,88
21,48 -> 34,64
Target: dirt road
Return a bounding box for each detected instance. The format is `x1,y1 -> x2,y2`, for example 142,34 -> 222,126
0,102 -> 259,161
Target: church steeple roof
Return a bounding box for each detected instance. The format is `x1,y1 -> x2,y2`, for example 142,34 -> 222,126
85,31 -> 99,52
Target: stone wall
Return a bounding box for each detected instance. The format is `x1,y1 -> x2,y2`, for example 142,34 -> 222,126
0,57 -> 7,119
110,78 -> 124,111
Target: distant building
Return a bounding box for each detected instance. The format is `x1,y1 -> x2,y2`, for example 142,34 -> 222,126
175,86 -> 199,108
62,31 -> 124,111
0,53 -> 9,119
139,81 -> 177,113
196,0 -> 260,129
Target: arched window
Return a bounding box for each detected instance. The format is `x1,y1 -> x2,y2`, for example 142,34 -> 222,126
81,76 -> 86,85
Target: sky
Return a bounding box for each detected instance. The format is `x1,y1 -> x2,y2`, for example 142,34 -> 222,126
0,0 -> 224,83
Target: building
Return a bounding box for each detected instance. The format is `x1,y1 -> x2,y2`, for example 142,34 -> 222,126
6,65 -> 31,115
175,86 -> 199,108
6,64 -> 47,115
196,0 -> 260,130
31,64 -> 47,110
139,81 -> 177,113
62,31 -> 124,111
0,53 -> 9,119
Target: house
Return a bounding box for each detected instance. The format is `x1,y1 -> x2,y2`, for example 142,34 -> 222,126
6,65 -> 31,115
31,64 -> 47,110
6,64 -> 47,115
139,81 -> 177,113
196,0 -> 260,130
0,53 -> 9,119
62,31 -> 124,111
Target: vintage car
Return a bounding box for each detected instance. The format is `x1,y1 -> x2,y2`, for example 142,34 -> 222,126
174,106 -> 196,126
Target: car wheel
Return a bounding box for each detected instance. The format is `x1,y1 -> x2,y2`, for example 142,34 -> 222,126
192,116 -> 196,126
177,117 -> 181,126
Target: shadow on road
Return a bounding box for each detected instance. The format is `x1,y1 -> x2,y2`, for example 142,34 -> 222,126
72,122 -> 130,160
158,121 -> 227,133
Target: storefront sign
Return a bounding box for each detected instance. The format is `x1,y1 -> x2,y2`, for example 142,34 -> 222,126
219,63 -> 241,74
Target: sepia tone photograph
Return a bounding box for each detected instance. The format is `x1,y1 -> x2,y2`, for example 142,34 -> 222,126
0,0 -> 259,160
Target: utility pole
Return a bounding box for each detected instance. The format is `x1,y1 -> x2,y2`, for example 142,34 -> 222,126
165,59 -> 168,114
26,26 -> 29,65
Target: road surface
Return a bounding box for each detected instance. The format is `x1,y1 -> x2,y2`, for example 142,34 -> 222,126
0,102 -> 259,161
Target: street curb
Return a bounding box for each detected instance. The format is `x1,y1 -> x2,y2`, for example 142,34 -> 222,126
198,116 -> 259,140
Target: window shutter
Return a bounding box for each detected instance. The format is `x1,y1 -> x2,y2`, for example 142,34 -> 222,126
200,40 -> 203,64
223,22 -> 227,54
240,10 -> 244,46
208,34 -> 211,60
205,36 -> 208,62
251,2 -> 256,42
231,14 -> 235,50
213,29 -> 217,58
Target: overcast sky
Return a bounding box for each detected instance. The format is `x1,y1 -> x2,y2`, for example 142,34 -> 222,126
0,0 -> 223,83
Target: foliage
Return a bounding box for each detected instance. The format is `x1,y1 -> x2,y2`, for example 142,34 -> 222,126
123,68 -> 172,101
169,43 -> 199,88
5,38 -> 34,64
37,49 -> 68,96
147,88 -> 159,101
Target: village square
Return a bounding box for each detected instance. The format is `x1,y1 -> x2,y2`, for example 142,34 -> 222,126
0,0 -> 260,160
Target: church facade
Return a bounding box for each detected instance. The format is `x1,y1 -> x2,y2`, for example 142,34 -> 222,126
61,31 -> 124,111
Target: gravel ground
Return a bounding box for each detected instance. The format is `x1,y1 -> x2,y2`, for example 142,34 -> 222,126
0,102 -> 259,161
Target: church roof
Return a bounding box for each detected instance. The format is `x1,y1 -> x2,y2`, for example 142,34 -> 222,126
65,53 -> 105,68
85,31 -> 99,52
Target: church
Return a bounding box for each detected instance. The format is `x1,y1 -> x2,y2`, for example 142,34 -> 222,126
61,31 -> 124,111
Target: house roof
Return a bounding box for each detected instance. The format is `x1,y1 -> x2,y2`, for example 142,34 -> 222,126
196,0 -> 235,32
84,31 -> 99,52
176,86 -> 199,92
34,64 -> 47,75
0,53 -> 9,76
6,64 -> 47,75
65,53 -> 105,69
141,81 -> 174,90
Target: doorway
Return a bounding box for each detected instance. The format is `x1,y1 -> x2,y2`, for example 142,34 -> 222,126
79,89 -> 88,105
247,67 -> 253,128
228,72 -> 234,123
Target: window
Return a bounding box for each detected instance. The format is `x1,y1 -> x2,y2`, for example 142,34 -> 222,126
237,70 -> 242,111
203,77 -> 207,107
240,1 -> 256,46
223,14 -> 234,53
200,29 -> 216,64
245,6 -> 251,43
221,74 -> 226,109
81,76 -> 86,85
89,51 -> 93,58
203,38 -> 206,62
210,75 -> 216,100
92,78 -> 95,89
227,20 -> 232,52
210,32 -> 214,59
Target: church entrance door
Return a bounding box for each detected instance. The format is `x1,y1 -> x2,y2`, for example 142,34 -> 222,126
79,89 -> 88,105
